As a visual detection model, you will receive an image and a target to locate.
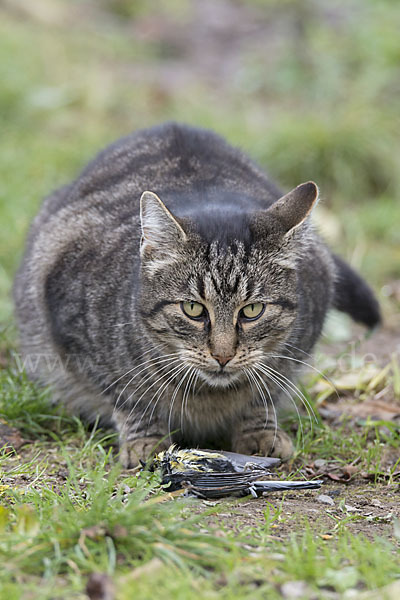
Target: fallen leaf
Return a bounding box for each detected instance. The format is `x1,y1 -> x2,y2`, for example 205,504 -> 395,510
331,398 -> 400,420
326,473 -> 343,481
341,465 -> 359,480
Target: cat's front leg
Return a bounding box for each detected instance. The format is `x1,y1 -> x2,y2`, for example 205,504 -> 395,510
231,407 -> 293,461
113,413 -> 170,468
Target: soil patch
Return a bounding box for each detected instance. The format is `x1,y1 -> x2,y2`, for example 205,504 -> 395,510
200,481 -> 400,543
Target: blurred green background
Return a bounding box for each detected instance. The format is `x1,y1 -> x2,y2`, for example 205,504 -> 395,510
1,0 -> 400,325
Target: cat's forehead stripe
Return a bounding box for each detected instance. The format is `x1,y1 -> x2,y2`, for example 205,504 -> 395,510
203,266 -> 247,300
199,241 -> 249,297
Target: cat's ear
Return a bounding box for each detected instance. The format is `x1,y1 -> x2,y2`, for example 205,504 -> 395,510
266,181 -> 319,234
140,191 -> 187,257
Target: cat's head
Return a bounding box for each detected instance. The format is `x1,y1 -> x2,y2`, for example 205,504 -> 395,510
137,183 -> 318,388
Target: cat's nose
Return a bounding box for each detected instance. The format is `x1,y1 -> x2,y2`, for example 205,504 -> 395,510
211,353 -> 234,367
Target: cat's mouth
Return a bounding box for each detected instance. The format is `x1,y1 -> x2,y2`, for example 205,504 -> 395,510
198,368 -> 242,389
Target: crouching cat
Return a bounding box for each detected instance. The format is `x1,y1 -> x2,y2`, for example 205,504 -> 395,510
14,123 -> 380,467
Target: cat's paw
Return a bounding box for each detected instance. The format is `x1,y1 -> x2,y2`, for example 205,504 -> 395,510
119,436 -> 170,469
232,428 -> 293,462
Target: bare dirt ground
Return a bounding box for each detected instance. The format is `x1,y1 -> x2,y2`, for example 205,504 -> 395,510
202,482 -> 400,543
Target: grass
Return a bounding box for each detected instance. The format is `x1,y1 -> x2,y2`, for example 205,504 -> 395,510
1,333 -> 399,598
0,424 -> 399,599
1,0 -> 400,598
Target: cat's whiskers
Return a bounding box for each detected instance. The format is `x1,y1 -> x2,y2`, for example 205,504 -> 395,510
180,367 -> 198,434
167,365 -> 193,438
242,368 -> 257,406
243,367 -> 270,429
268,353 -> 339,401
132,363 -> 188,437
179,367 -> 193,434
101,343 -> 170,394
112,354 -> 181,414
181,368 -> 197,434
183,368 -> 201,427
120,359 -> 182,418
283,341 -> 314,359
194,377 -> 208,395
101,348 -> 157,394
191,369 -> 201,404
115,362 -> 183,423
253,363 -> 305,448
253,369 -> 278,447
242,367 -> 275,441
147,365 -> 188,427
248,367 -> 278,449
258,361 -> 317,423
125,363 -> 186,435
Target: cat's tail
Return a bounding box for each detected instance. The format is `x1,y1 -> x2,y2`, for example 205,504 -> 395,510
332,254 -> 381,328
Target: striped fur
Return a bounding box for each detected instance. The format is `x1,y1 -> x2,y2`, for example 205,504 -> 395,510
13,123 -> 380,466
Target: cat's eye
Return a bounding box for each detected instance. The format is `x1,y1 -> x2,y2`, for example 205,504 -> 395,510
240,302 -> 265,321
181,301 -> 205,320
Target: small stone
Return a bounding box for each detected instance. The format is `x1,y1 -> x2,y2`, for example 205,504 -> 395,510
317,494 -> 335,506
370,498 -> 383,508
314,459 -> 327,469
280,580 -> 310,598
344,504 -> 359,512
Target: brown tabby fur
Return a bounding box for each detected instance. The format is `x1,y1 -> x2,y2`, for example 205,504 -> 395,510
14,123 -> 380,466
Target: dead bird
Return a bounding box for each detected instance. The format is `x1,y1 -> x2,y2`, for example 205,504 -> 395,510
149,446 -> 322,498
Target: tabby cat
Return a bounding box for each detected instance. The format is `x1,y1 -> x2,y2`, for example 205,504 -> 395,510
14,123 -> 380,467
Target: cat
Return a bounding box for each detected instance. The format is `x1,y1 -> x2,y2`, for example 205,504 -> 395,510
13,122 -> 381,467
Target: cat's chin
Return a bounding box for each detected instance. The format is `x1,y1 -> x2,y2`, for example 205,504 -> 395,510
198,370 -> 242,389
